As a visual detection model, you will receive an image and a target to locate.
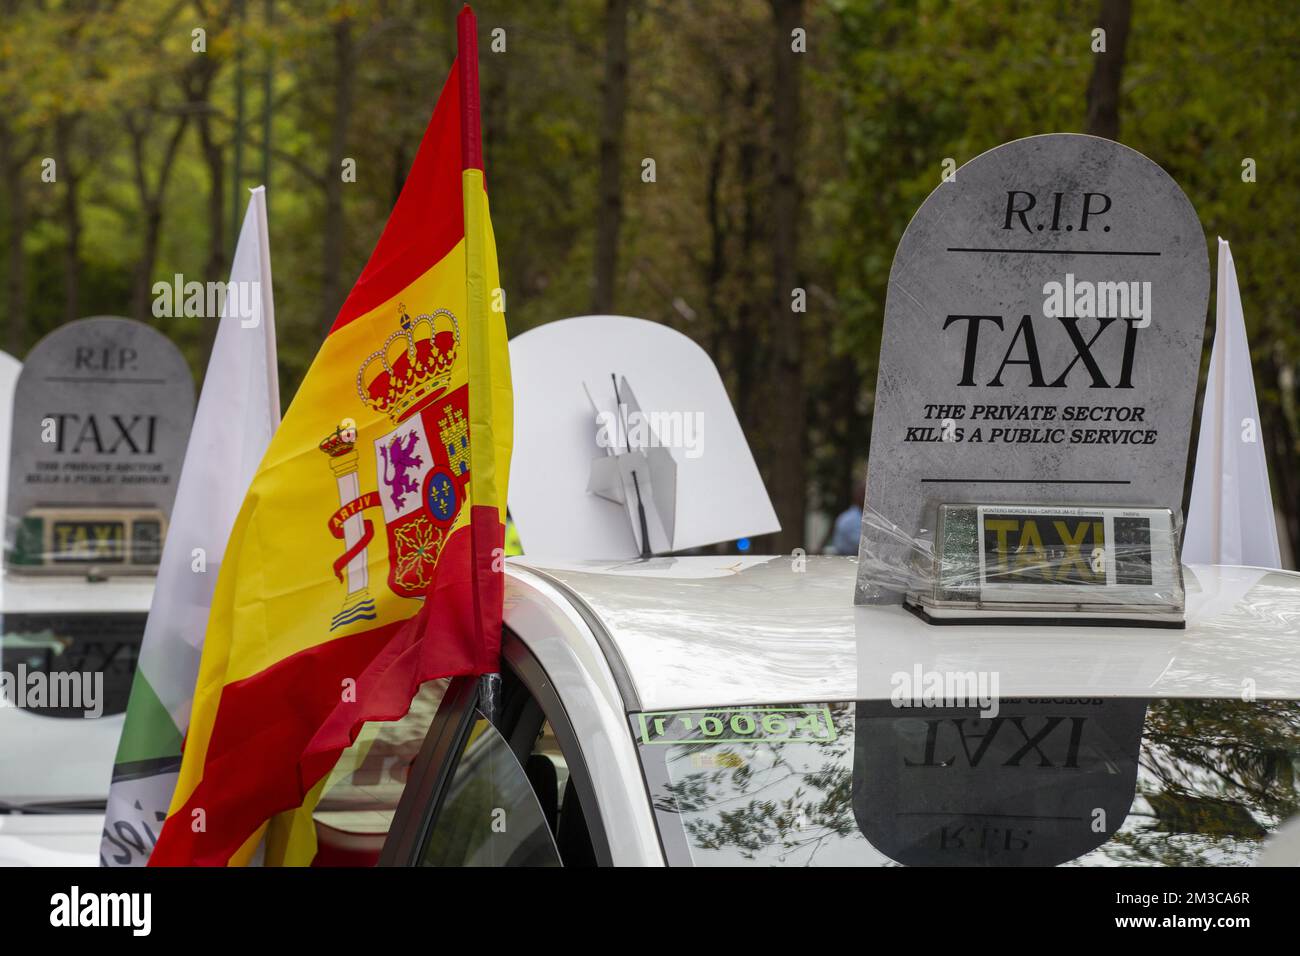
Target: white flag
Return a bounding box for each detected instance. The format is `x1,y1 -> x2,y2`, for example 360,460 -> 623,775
100,187 -> 280,865
1184,237 -> 1281,568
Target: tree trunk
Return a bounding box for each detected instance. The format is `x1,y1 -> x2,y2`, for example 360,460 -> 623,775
1259,350 -> 1299,561
731,76 -> 760,434
193,108 -> 226,371
133,205 -> 165,320
0,118 -> 32,355
1085,0 -> 1132,140
198,114 -> 226,284
390,141 -> 409,208
319,15 -> 355,335
55,115 -> 82,325
592,0 -> 629,314
184,54 -> 227,373
127,109 -> 190,320
762,0 -> 806,553
704,131 -> 727,364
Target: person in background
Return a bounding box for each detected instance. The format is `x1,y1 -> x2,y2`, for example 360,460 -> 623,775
829,476 -> 866,555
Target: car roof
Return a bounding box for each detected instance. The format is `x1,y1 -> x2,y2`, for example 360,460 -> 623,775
0,570 -> 155,614
509,555 -> 1300,710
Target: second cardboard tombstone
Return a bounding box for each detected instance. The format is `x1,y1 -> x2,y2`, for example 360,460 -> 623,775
6,316 -> 195,572
857,134 -> 1210,604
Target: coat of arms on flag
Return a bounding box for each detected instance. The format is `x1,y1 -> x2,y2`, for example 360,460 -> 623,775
319,303 -> 472,625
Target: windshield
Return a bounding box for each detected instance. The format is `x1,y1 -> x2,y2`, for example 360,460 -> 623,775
634,698 -> 1300,866
0,612 -> 145,809
0,612 -> 144,719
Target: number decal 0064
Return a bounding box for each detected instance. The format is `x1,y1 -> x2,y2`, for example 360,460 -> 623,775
635,705 -> 837,746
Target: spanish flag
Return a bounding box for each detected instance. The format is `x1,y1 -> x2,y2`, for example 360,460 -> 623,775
150,6 -> 511,866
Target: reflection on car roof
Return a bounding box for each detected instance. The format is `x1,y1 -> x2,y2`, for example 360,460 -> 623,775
509,556 -> 1300,710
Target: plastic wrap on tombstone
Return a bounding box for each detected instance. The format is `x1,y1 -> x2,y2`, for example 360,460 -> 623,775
857,500 -> 1186,626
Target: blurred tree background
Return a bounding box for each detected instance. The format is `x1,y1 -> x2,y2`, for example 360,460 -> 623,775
0,0 -> 1296,561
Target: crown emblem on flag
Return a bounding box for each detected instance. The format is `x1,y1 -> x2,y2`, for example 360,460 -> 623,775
357,304 -> 460,423
318,419 -> 358,458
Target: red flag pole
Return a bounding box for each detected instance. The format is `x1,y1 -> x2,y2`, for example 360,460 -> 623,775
458,5 -> 483,172
456,4 -> 501,720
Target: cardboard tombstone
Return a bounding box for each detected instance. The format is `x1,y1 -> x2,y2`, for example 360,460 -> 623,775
857,134 -> 1209,606
0,350 -> 22,524
509,315 -> 779,559
6,317 -> 195,573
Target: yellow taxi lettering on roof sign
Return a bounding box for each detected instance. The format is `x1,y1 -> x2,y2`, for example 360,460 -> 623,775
982,513 -> 1106,586
53,521 -> 126,563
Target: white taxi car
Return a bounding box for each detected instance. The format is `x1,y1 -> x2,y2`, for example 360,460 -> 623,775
309,555 -> 1300,867
0,572 -> 152,866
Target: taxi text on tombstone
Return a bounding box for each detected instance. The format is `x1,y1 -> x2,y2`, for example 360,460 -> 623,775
856,134 -> 1209,604
6,316 -> 195,573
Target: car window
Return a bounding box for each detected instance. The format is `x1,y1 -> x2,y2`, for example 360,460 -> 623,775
525,719 -> 599,866
420,714 -> 561,867
312,678 -> 449,865
635,698 -> 1300,866
371,657 -> 602,867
